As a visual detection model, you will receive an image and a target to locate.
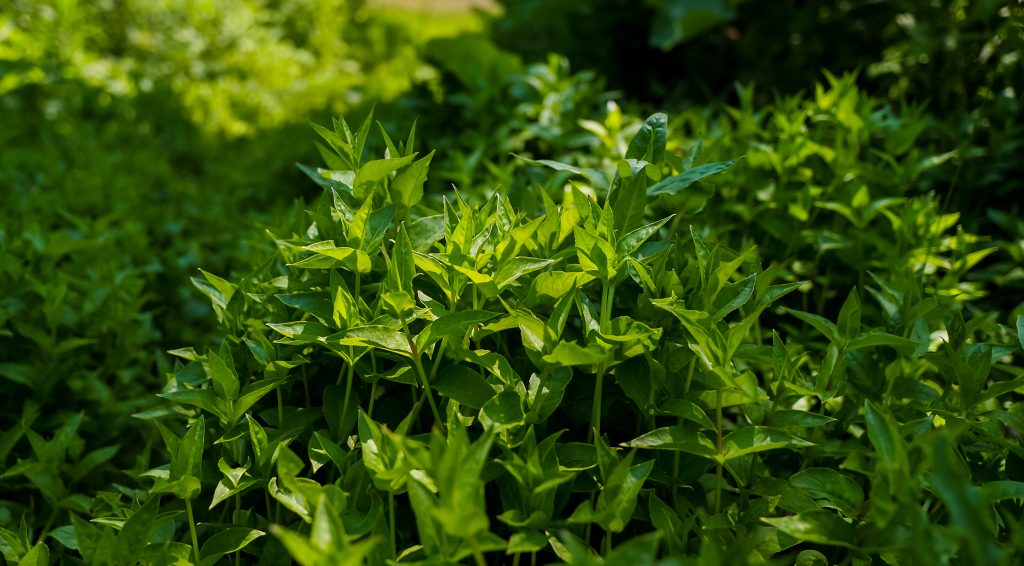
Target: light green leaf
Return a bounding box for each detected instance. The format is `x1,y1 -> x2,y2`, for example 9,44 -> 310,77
616,215 -> 673,258
652,399 -> 715,430
542,341 -> 610,367
721,426 -> 814,461
391,150 -> 434,209
479,391 -> 524,429
494,257 -> 555,290
206,350 -> 239,401
762,510 -> 858,548
19,542 -> 49,566
783,308 -> 840,344
846,332 -> 918,351
417,310 -> 499,351
512,154 -> 609,190
981,480 -> 1024,502
328,326 -> 412,357
353,153 -> 417,198
710,274 -> 756,321
199,528 -> 265,566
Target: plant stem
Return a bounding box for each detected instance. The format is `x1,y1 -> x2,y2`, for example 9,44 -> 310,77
413,354 -> 443,428
185,498 -> 200,564
340,352 -> 355,437
682,357 -> 696,397
276,386 -> 284,428
428,339 -> 448,382
402,317 -> 443,429
590,365 -> 605,443
672,416 -> 682,504
389,491 -> 397,558
368,380 -> 378,418
470,535 -> 487,566
590,280 -> 615,443
235,494 -> 242,566
354,270 -> 362,313
715,388 -> 723,514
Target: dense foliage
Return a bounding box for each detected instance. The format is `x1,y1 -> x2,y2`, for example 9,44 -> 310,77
1,1 -> 1022,564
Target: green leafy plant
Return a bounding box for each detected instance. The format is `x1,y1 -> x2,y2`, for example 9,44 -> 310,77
50,113 -> 1012,564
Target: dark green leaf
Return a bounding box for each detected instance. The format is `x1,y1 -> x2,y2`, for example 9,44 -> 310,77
761,510 -> 858,548
622,426 -> 718,459
433,366 -> 496,410
646,159 -> 740,196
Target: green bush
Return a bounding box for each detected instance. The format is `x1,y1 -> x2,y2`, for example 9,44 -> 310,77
1,2 -> 1022,563
8,114 -> 1012,564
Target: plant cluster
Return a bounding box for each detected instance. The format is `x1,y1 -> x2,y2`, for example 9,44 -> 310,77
5,111 -> 1021,564
2,2 -> 1023,564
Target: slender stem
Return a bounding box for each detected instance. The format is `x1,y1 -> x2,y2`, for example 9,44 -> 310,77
413,355 -> 443,428
590,281 -> 615,443
513,552 -> 521,566
715,388 -> 723,514
600,282 -> 615,331
389,491 -> 397,558
604,530 -> 612,555
590,366 -> 605,443
235,494 -> 242,566
185,498 -> 200,564
470,536 -> 487,566
402,316 -> 442,428
682,357 -> 696,397
354,270 -> 362,314
428,339 -> 448,382
276,386 -> 284,428
672,416 -> 682,504
674,357 -> 698,504
403,313 -> 444,427
340,352 -> 355,438
368,380 -> 378,418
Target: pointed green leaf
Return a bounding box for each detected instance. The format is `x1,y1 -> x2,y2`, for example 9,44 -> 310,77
433,365 -> 496,410
622,426 -> 718,459
647,159 -> 740,196
206,351 -> 239,401
199,528 -> 265,566
513,154 -> 610,190
722,426 -> 814,461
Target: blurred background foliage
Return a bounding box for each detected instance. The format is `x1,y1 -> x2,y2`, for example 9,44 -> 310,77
0,0 -> 1022,557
